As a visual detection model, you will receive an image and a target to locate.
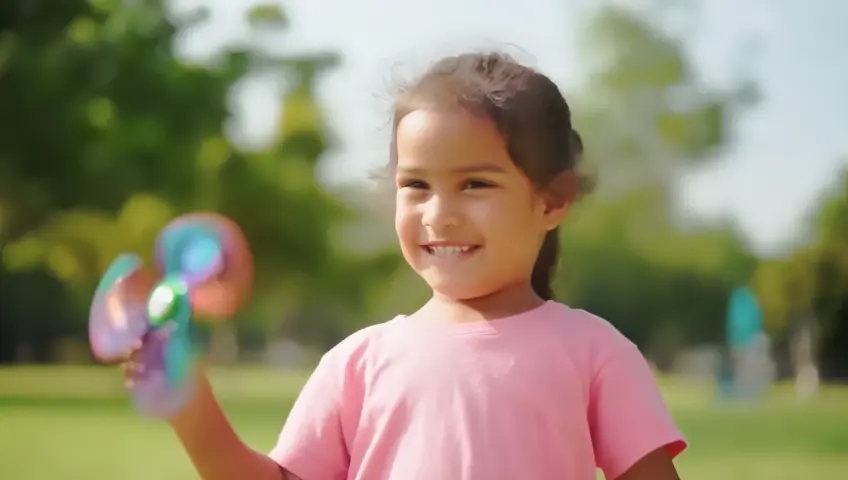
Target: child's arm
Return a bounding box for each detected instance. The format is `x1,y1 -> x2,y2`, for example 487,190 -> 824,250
615,447 -> 680,480
122,350 -> 296,480
588,330 -> 688,480
124,330 -> 359,480
166,369 -> 294,480
172,346 -> 356,480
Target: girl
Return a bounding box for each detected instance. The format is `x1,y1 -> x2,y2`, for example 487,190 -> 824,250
123,52 -> 687,479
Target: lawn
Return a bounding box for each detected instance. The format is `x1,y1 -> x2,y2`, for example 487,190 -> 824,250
1,366 -> 846,479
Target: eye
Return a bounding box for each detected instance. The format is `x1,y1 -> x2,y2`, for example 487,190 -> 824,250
462,179 -> 495,190
398,178 -> 429,189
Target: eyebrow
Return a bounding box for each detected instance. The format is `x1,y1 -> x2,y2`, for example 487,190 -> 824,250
397,163 -> 507,175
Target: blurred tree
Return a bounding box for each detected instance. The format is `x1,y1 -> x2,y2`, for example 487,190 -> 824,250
754,168 -> 848,379
557,3 -> 760,363
813,169 -> 848,378
0,1 -> 400,362
575,6 -> 756,195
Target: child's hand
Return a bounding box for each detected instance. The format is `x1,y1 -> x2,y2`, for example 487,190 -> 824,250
118,335 -> 210,424
119,339 -> 145,389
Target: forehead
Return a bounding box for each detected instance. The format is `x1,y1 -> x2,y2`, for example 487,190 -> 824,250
394,109 -> 514,173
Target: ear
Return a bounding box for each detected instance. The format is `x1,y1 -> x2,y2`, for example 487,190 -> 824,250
541,171 -> 578,231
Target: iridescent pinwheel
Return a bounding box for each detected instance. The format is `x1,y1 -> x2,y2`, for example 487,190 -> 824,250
88,214 -> 253,419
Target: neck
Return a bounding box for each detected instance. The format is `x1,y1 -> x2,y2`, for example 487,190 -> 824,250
425,280 -> 546,323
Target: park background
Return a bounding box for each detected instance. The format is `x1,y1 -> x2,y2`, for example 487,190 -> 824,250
0,0 -> 846,478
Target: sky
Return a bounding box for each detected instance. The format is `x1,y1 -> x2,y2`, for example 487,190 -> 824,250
170,0 -> 848,257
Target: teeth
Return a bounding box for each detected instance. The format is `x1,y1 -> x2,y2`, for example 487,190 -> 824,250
428,246 -> 472,256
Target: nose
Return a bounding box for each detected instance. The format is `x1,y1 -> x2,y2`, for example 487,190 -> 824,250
421,193 -> 459,230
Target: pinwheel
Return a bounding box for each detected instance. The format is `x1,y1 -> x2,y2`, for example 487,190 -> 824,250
88,214 -> 253,419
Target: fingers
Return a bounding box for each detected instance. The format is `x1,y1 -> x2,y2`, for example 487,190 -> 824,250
120,339 -> 145,388
121,361 -> 145,388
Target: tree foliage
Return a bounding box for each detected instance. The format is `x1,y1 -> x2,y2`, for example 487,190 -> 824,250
0,0 -> 399,361
1,1 -> 844,378
552,5 -> 759,366
753,169 -> 848,378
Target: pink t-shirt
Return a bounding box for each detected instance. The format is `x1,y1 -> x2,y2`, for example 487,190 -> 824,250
269,301 -> 687,479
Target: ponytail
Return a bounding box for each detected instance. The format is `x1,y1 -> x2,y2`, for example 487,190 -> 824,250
530,126 -> 574,301
531,227 -> 560,300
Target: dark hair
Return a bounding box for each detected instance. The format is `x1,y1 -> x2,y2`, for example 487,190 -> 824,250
389,52 -> 586,300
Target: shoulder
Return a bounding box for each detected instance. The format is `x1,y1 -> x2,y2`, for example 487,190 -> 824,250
545,301 -> 634,348
318,315 -> 407,370
543,302 -> 642,369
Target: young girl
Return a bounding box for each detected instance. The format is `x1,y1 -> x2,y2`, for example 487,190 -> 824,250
123,52 -> 687,479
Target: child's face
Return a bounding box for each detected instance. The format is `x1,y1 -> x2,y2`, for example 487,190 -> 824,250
394,108 -> 562,300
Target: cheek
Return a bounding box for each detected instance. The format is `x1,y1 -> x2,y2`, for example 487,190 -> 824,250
476,195 -> 543,233
478,198 -> 547,265
394,202 -> 419,244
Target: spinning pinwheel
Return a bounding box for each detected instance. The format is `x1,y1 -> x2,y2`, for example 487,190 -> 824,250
88,214 -> 253,419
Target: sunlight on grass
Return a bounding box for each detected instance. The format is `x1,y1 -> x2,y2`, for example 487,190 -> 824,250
1,366 -> 846,479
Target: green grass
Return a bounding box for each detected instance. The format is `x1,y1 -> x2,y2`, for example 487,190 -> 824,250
1,366 -> 846,479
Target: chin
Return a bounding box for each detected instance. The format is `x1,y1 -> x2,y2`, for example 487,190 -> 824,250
426,278 -> 495,301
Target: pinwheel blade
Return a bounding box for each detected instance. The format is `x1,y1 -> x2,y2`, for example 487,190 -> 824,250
164,323 -> 195,388
89,254 -> 154,362
128,327 -> 195,420
155,213 -> 254,319
155,218 -> 223,285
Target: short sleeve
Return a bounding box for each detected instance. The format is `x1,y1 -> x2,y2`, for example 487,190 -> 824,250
589,335 -> 687,479
269,344 -> 359,480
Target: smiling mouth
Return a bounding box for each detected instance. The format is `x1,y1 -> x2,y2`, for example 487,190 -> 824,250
421,244 -> 481,257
